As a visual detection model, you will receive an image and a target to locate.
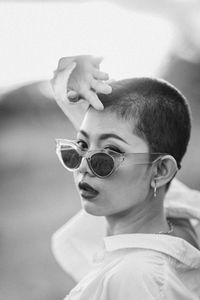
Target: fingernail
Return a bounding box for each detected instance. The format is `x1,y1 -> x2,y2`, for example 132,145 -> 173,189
105,85 -> 112,94
67,91 -> 79,102
97,103 -> 104,110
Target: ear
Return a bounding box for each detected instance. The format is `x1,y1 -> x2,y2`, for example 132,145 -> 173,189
150,155 -> 178,189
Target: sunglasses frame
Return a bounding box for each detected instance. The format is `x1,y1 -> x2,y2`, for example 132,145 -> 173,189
55,139 -> 176,178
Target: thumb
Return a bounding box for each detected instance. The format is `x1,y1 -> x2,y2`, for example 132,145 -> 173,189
57,56 -> 76,71
51,61 -> 77,103
62,61 -> 77,77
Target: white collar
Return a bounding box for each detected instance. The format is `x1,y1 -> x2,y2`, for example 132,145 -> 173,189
103,234 -> 200,268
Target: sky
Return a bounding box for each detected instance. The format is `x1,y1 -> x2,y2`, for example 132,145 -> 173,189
0,1 -> 174,90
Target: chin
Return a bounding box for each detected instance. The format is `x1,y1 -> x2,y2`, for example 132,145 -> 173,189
81,200 -> 106,216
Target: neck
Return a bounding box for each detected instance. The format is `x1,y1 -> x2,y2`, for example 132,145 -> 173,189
105,193 -> 169,236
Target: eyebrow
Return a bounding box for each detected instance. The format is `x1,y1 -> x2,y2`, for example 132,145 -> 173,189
79,130 -> 129,144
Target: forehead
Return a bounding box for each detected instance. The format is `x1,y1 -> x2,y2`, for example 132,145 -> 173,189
80,107 -> 148,151
81,107 -> 131,135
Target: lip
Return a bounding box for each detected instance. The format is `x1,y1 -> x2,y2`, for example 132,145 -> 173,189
80,190 -> 98,200
78,181 -> 99,200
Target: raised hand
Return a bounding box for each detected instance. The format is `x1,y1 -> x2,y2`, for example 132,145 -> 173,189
51,55 -> 112,111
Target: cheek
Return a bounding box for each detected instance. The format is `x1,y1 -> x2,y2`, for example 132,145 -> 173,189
106,164 -> 151,199
73,172 -> 79,189
119,161 -> 149,183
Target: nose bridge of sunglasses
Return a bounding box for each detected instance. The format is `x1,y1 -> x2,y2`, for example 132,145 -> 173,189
78,152 -> 93,173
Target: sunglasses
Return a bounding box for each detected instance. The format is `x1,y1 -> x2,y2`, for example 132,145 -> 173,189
55,139 -> 171,178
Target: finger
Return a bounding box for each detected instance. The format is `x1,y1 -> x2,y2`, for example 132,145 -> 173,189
84,90 -> 104,110
67,90 -> 80,103
67,90 -> 78,98
92,69 -> 109,80
90,79 -> 112,94
55,61 -> 77,81
52,62 -> 77,102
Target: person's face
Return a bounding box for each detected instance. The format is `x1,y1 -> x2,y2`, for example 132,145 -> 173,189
73,107 -> 154,217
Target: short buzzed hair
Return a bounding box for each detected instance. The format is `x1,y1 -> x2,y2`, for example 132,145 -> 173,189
98,78 -> 191,169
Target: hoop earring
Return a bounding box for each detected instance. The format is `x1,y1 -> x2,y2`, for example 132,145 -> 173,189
154,180 -> 157,198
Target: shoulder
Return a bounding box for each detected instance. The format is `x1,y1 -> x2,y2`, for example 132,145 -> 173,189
101,250 -> 165,299
111,249 -> 165,281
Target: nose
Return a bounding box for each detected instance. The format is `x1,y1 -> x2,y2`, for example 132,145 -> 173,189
77,156 -> 93,176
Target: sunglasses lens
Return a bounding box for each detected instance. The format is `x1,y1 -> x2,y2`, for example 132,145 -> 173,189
90,153 -> 114,177
61,148 -> 81,169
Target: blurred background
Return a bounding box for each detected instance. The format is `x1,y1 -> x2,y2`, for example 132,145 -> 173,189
0,0 -> 200,299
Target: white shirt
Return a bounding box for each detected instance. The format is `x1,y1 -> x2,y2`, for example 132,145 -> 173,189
51,179 -> 200,299
63,234 -> 200,300
52,179 -> 200,282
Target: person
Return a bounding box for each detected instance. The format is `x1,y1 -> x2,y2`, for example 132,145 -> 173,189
51,55 -> 200,299
51,178 -> 200,283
